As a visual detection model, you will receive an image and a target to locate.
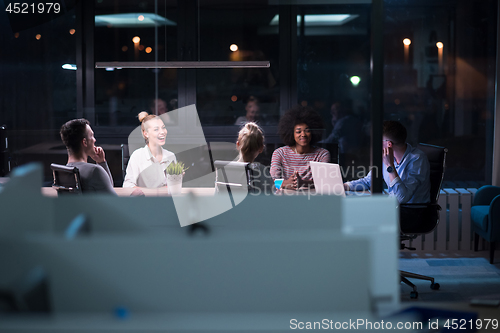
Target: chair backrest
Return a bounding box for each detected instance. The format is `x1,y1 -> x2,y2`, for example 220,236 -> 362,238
214,160 -> 251,193
121,144 -> 130,181
0,125 -> 9,177
417,143 -> 447,204
50,163 -> 82,195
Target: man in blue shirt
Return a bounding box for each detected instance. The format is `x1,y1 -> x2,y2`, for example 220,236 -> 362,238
343,121 -> 430,203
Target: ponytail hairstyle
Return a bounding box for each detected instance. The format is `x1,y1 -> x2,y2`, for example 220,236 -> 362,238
237,122 -> 265,162
138,111 -> 159,144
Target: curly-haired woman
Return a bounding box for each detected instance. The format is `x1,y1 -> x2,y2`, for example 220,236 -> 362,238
270,106 -> 330,190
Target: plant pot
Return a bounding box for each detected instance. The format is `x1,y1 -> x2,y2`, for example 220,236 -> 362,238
166,174 -> 183,195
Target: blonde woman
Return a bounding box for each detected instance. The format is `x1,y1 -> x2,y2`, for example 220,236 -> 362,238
123,112 -> 176,188
236,122 -> 274,194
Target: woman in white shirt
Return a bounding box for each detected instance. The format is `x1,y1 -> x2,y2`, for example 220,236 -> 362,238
123,112 -> 176,188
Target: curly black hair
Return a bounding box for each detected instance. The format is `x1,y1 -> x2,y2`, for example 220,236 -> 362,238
278,105 -> 325,146
60,118 -> 90,155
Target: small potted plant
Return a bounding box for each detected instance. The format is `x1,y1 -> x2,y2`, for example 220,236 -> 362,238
165,161 -> 187,195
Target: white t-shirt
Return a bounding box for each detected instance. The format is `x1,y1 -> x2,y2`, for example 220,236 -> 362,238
123,145 -> 177,188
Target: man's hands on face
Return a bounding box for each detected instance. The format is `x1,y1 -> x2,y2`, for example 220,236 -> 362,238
90,146 -> 106,163
382,146 -> 395,168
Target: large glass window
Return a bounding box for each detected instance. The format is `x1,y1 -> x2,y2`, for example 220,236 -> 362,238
94,0 -> 178,127
0,0 -> 497,186
384,0 -> 497,185
295,4 -> 371,175
0,1 -> 76,180
197,1 -> 280,127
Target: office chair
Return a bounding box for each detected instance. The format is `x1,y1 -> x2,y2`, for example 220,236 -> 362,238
50,163 -> 82,195
471,185 -> 500,264
0,125 -> 10,177
399,143 -> 447,299
214,160 -> 252,192
121,144 -> 130,182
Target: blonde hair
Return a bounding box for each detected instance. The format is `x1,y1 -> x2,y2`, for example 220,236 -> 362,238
237,122 -> 264,162
138,111 -> 160,144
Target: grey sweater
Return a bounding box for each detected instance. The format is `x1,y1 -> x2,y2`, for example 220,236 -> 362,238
67,161 -> 116,195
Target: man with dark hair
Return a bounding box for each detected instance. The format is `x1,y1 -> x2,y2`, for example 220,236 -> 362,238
343,120 -> 430,203
60,119 -> 116,194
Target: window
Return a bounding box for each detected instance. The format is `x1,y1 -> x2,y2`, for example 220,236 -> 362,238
196,1 -> 280,126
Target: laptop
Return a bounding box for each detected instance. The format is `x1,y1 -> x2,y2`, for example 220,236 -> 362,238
310,161 -> 346,196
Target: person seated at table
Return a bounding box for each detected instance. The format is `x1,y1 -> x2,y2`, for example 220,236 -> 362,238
234,96 -> 260,125
343,120 -> 430,203
270,106 -> 330,190
236,122 -> 274,194
123,112 -> 176,188
60,118 -> 116,194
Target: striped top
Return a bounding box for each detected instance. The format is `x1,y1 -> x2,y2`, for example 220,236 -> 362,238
270,146 -> 330,180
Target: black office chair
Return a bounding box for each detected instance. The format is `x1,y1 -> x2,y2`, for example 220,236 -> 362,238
50,163 -> 82,195
399,143 -> 448,299
0,125 -> 10,177
214,160 -> 252,190
121,143 -> 130,182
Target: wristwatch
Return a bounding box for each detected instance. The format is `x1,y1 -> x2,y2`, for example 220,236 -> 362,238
386,166 -> 394,173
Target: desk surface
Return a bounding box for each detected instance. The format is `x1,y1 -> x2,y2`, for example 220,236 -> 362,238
41,187 -> 215,197
36,187 -> 371,197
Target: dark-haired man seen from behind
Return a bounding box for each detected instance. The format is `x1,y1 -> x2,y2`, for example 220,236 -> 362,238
343,120 -> 430,203
60,119 -> 116,194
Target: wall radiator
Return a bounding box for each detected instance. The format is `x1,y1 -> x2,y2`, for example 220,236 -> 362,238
408,188 -> 487,252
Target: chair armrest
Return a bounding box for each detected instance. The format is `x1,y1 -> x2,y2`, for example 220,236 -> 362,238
473,185 -> 500,206
489,194 -> 500,242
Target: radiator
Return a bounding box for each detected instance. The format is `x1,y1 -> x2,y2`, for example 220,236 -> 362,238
408,188 -> 484,252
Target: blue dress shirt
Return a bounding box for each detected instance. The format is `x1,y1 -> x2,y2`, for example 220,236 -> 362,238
347,143 -> 431,203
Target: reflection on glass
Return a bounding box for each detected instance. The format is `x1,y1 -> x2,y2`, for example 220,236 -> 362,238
94,1 -> 178,127
197,1 -> 279,126
384,0 -> 497,185
95,68 -> 178,127
296,4 -> 371,174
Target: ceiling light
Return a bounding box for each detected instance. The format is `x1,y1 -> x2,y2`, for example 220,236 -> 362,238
62,64 -> 77,70
350,76 -> 361,86
270,14 -> 358,26
95,13 -> 176,28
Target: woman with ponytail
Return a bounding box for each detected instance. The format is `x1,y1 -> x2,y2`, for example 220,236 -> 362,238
235,122 -> 274,194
